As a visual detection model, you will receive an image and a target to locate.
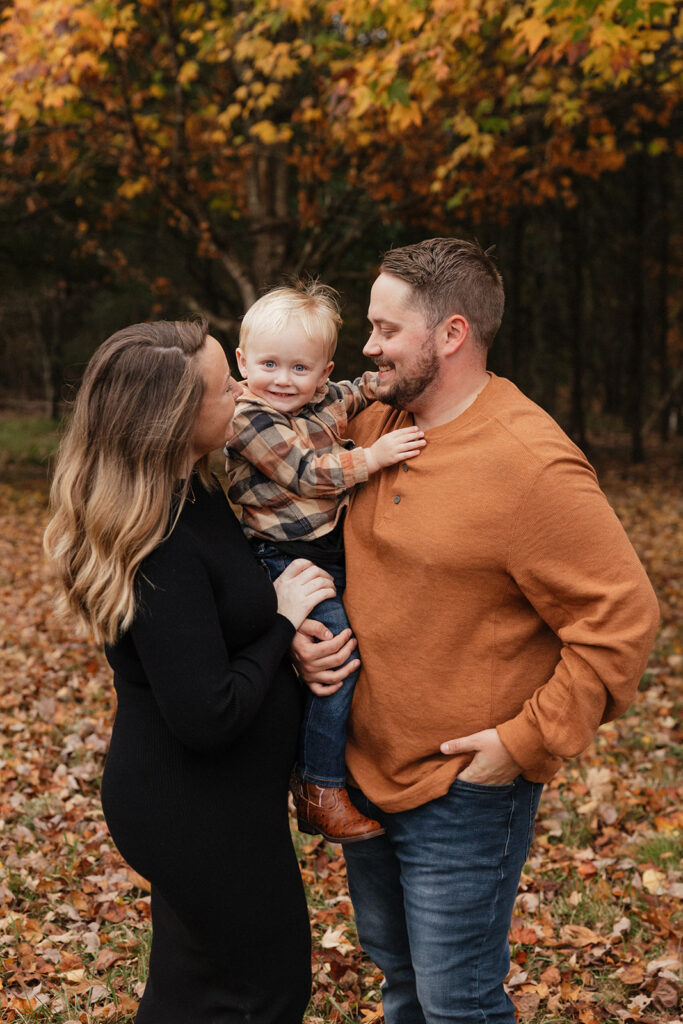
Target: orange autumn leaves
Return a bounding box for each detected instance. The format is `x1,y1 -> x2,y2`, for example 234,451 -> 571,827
1,450 -> 681,1022
0,1 -> 680,306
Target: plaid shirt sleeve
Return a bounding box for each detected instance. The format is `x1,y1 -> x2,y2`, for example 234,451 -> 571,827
227,404 -> 369,500
333,371 -> 379,420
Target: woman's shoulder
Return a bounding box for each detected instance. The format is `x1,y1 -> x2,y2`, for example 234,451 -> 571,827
145,478 -> 235,565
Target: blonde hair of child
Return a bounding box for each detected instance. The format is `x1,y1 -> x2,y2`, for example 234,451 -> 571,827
240,280 -> 342,363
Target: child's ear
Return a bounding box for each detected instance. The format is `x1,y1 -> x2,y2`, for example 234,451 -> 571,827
319,360 -> 334,385
235,347 -> 248,379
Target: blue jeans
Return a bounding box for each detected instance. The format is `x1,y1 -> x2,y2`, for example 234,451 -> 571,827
252,541 -> 359,787
344,777 -> 543,1024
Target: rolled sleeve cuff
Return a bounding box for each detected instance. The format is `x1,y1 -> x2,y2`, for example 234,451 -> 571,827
497,717 -> 564,783
343,445 -> 370,485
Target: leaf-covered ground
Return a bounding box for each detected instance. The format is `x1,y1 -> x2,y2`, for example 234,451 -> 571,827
1,454 -> 681,1024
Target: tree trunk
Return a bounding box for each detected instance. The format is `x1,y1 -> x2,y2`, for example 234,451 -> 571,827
656,154 -> 670,442
247,145 -> 292,296
506,212 -> 524,384
629,154 -> 646,463
565,205 -> 588,453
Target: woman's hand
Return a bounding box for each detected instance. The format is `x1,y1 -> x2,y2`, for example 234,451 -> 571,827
290,620 -> 360,696
273,559 -> 336,630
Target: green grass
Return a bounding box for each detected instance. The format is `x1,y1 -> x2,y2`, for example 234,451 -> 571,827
0,415 -> 60,465
630,830 -> 682,868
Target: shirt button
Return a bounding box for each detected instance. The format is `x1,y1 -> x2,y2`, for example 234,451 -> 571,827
402,464 -> 409,472
393,495 -> 401,504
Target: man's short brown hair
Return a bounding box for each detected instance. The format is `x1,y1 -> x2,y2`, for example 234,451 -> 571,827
380,238 -> 504,351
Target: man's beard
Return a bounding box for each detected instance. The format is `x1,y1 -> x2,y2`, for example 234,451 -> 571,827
377,336 -> 440,410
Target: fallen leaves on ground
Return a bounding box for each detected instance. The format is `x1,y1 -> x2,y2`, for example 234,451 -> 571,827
0,450 -> 681,1023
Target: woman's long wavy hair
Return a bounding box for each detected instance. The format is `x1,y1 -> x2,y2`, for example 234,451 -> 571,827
44,318 -> 213,645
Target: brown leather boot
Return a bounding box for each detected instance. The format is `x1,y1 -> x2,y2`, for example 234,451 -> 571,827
292,778 -> 385,844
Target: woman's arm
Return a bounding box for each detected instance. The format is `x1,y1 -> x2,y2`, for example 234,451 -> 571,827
130,536 -> 332,751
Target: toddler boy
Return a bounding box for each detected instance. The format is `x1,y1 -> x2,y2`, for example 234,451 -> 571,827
225,280 -> 424,842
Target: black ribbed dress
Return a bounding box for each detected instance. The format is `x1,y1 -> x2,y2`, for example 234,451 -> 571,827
102,482 -> 311,1024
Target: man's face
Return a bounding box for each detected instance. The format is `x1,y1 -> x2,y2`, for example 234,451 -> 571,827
364,273 -> 440,410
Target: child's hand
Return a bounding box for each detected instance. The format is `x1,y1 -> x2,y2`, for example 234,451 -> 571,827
365,426 -> 426,474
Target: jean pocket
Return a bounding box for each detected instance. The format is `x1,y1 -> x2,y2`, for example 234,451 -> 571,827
452,776 -> 518,794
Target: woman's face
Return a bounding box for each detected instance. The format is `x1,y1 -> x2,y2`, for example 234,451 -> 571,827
190,335 -> 243,462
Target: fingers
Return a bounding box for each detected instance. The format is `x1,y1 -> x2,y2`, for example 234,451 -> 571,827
395,442 -> 426,460
302,627 -> 355,659
290,628 -> 358,682
440,731 -> 483,755
392,426 -> 425,440
385,427 -> 426,463
278,558 -> 312,579
297,618 -> 333,641
306,679 -> 345,697
310,632 -> 358,669
285,559 -> 333,583
307,659 -> 361,689
309,583 -> 337,606
392,429 -> 426,449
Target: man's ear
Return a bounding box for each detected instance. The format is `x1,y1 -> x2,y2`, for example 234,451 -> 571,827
235,347 -> 248,379
443,315 -> 469,356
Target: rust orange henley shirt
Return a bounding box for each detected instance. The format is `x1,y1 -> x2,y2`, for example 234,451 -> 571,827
343,374 -> 660,813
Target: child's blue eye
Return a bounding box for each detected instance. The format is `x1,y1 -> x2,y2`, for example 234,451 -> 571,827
263,360 -> 276,368
294,364 -> 307,372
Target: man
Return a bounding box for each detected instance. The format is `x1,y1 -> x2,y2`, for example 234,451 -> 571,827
293,238 -> 659,1024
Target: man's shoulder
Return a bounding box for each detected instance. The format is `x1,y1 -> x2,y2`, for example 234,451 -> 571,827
487,376 -> 589,470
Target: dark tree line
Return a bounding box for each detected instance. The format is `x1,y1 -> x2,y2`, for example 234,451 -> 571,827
1,151 -> 680,462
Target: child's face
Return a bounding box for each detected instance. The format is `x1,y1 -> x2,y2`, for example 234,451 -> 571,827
236,325 -> 334,415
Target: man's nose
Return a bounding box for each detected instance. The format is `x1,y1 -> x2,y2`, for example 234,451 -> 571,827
363,332 -> 381,357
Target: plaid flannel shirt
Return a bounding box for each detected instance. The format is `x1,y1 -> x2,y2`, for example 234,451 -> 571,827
225,372 -> 378,542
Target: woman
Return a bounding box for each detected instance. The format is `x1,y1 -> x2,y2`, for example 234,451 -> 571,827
44,319 -> 335,1023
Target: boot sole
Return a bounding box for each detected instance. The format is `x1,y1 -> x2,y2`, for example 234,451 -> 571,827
297,818 -> 386,844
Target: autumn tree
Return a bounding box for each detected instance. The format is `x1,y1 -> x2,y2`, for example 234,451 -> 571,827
1,0 -> 680,322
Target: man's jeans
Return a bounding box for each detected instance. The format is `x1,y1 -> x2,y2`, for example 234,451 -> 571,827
345,776 -> 543,1024
252,541 -> 359,787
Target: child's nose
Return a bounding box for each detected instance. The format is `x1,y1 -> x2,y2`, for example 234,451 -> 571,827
274,366 -> 291,384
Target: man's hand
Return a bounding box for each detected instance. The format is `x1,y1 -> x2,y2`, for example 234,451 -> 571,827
440,728 -> 521,785
291,619 -> 360,696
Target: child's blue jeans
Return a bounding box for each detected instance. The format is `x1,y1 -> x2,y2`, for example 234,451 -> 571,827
251,540 -> 359,788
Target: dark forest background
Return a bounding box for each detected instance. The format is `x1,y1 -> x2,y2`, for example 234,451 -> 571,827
0,1 -> 681,464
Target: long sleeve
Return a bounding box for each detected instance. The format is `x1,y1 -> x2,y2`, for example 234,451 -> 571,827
128,528 -> 295,753
496,455 -> 660,777
332,372 -> 379,420
228,406 -> 369,500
